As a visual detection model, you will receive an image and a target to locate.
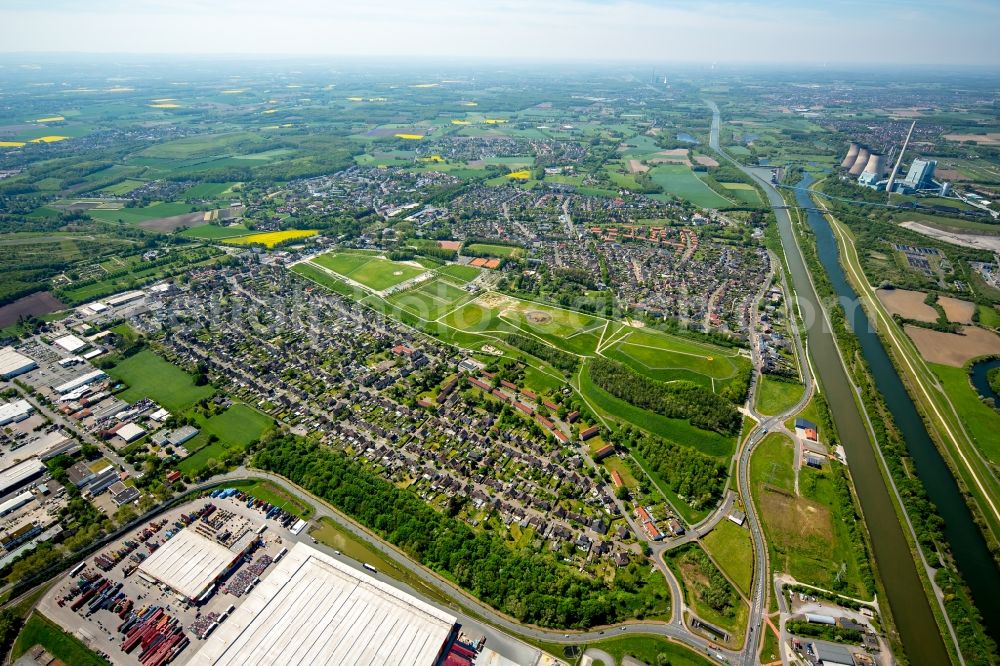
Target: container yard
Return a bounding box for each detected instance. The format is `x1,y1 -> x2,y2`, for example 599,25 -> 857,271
38,487 -> 307,666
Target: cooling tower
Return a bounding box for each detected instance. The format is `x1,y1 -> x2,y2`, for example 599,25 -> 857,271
849,147 -> 871,176
862,153 -> 888,177
841,142 -> 860,169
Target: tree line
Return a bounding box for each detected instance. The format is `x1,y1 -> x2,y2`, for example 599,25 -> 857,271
254,435 -> 666,628
503,333 -> 579,373
589,357 -> 741,435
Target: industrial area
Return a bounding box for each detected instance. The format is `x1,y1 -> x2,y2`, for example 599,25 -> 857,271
34,488 -> 538,666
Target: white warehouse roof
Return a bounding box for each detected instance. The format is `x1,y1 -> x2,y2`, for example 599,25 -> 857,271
138,528 -> 240,601
117,422 -> 146,443
0,347 -> 36,379
0,458 -> 47,496
54,334 -> 87,353
53,369 -> 106,394
189,541 -> 456,666
0,399 -> 34,426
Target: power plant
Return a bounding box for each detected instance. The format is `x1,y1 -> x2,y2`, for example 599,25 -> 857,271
848,147 -> 871,176
840,122 -> 950,196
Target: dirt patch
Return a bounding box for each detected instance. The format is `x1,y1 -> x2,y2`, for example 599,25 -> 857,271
938,296 -> 976,324
905,325 -> 1000,366
0,291 -> 65,327
875,288 -> 937,322
525,310 -> 552,325
477,292 -> 514,309
943,133 -> 1000,145
760,489 -> 833,549
437,240 -> 461,251
934,168 -> 965,182
694,155 -> 720,167
899,221 -> 1000,251
626,159 -> 649,174
138,205 -> 243,233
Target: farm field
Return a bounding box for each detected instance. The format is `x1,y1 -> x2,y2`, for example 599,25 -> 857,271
875,288 -> 938,322
86,202 -> 193,224
649,164 -> 733,209
224,229 -> 318,247
182,182 -> 240,198
179,224 -> 251,239
310,251 -> 427,291
718,181 -> 761,204
107,349 -> 215,412
904,324 -> 1000,366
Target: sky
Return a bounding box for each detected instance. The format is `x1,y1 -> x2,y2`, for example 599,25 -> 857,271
1,0 -> 996,65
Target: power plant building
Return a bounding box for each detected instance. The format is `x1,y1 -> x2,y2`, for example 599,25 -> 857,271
898,158 -> 937,192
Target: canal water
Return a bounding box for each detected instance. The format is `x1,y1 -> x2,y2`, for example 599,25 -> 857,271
791,174 -> 1000,652
970,358 -> 1000,405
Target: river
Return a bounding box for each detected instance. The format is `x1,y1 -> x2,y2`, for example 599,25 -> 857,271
791,174 -> 1000,657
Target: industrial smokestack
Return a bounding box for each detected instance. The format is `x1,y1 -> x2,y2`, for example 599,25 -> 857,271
841,142 -> 860,169
849,147 -> 870,176
862,153 -> 888,178
886,121 -> 916,194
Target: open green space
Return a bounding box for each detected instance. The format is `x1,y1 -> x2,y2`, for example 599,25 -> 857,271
701,519 -> 754,596
224,479 -> 313,519
311,252 -> 426,292
665,544 -> 748,646
97,178 -> 146,195
582,635 -> 713,666
177,404 -> 274,476
436,263 -> 482,283
464,243 -> 523,258
755,375 -> 804,416
930,362 -> 1000,465
649,164 -> 733,209
182,182 -> 239,198
107,349 -> 214,412
603,328 -> 742,389
12,613 -> 108,666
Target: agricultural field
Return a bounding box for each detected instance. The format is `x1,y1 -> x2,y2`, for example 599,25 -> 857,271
223,229 -> 318,248
649,164 -> 734,209
85,202 -> 194,224
179,224 -> 251,239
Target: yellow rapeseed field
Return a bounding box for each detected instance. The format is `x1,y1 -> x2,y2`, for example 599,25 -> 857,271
420,155 -> 445,163
29,136 -> 69,143
223,229 -> 319,248
484,119 -> 508,124
395,133 -> 424,140
451,120 -> 470,125
507,170 -> 531,180
149,103 -> 180,108
35,116 -> 65,123
0,141 -> 26,147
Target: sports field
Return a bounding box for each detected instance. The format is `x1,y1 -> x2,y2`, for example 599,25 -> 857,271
465,243 -> 523,258
310,251 -> 428,292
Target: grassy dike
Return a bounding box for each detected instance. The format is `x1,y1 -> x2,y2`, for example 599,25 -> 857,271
785,189 -> 979,665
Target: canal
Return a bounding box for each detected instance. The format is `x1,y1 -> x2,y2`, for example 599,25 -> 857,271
790,175 -> 1000,648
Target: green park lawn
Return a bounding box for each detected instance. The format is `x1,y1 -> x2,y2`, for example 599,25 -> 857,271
755,376 -> 804,416
107,349 -> 214,412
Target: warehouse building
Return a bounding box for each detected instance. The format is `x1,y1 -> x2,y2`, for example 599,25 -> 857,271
189,542 -> 458,666
0,399 -> 33,426
138,528 -> 251,603
53,369 -> 106,395
0,458 -> 47,497
0,347 -> 36,380
53,334 -> 87,353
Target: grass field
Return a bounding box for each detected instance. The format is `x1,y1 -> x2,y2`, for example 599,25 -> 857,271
701,519 -> 753,596
182,182 -> 239,198
436,263 -> 481,283
179,224 -> 250,239
465,243 -> 523,258
98,178 -> 146,195
224,229 -> 318,247
108,349 -> 214,412
224,479 -> 313,519
12,613 -> 108,665
603,328 -> 742,389
666,544 -> 747,646
930,362 -> 1000,465
310,252 -> 427,292
582,635 -> 713,666
719,181 -> 762,205
650,164 -> 733,209
755,376 -> 804,416
178,404 -> 274,475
